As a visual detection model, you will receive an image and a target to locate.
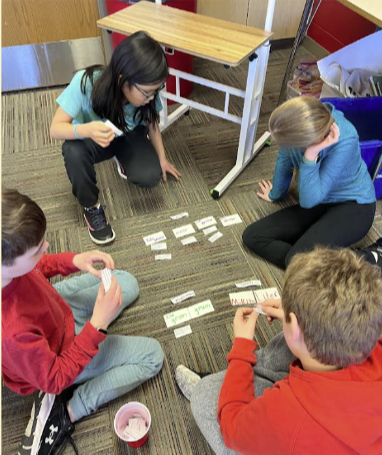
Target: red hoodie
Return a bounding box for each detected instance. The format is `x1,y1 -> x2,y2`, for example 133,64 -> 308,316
1,253 -> 106,395
218,337 -> 382,455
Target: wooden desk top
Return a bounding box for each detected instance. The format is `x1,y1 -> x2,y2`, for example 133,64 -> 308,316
97,1 -> 273,66
336,0 -> 382,27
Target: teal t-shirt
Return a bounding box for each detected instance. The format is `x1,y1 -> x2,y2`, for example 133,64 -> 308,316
56,70 -> 163,131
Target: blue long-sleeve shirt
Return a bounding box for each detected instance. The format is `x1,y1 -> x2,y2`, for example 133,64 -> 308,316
268,103 -> 376,208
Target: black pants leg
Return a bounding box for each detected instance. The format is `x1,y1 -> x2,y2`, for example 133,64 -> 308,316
242,201 -> 376,269
62,126 -> 162,208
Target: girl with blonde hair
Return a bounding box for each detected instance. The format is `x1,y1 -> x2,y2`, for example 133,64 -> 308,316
242,96 -> 376,269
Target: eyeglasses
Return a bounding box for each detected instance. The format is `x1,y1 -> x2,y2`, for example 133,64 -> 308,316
132,82 -> 166,99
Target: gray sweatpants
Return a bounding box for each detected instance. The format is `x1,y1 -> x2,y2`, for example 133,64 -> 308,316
190,332 -> 296,455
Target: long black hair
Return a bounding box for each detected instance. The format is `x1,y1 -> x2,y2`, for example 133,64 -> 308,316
80,31 -> 168,134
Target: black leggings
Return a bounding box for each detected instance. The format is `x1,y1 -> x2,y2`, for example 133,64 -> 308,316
242,201 -> 376,269
62,126 -> 162,207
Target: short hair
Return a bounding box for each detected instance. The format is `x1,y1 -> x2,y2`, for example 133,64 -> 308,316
2,188 -> 46,266
283,248 -> 382,368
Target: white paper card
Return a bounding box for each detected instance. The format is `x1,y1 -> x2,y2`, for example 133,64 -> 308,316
236,279 -> 261,288
101,268 -> 112,293
195,216 -> 217,230
105,119 -> 123,136
171,290 -> 196,304
181,236 -> 197,245
220,214 -> 243,227
173,224 -> 196,238
208,231 -> 223,243
143,231 -> 167,246
155,254 -> 172,260
170,212 -> 189,220
164,308 -> 191,328
203,225 -> 217,235
229,291 -> 257,306
188,300 -> 215,319
254,306 -> 267,316
174,325 -> 192,338
254,288 -> 281,303
151,242 -> 167,251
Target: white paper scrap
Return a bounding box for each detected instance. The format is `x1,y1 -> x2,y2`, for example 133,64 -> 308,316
188,300 -> 215,319
254,288 -> 281,303
195,216 -> 217,230
143,231 -> 167,246
220,214 -> 243,227
151,242 -> 167,251
170,212 -> 189,220
164,308 -> 191,328
171,290 -> 196,304
203,225 -> 217,235
236,279 -> 261,288
174,325 -> 192,338
208,231 -> 223,243
181,236 -> 197,245
105,119 -> 123,136
155,254 -> 172,260
254,306 -> 267,316
229,291 -> 257,306
173,223 -> 196,238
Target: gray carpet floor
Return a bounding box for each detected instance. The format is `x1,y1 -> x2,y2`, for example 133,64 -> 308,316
2,44 -> 381,455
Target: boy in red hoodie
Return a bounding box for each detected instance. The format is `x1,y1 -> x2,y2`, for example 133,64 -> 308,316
2,188 -> 164,452
176,247 -> 382,454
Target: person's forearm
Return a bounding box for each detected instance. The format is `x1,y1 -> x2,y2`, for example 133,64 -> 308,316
50,122 -> 89,141
148,123 -> 166,161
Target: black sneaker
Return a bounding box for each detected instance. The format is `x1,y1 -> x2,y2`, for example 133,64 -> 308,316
114,156 -> 127,180
83,205 -> 116,245
358,237 -> 382,269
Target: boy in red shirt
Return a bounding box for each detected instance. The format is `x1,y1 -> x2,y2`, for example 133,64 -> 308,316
2,188 -> 164,452
176,248 -> 382,454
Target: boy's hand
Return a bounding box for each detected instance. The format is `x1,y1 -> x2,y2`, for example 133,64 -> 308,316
233,308 -> 258,340
90,276 -> 122,330
258,298 -> 284,324
73,251 -> 115,279
257,180 -> 273,202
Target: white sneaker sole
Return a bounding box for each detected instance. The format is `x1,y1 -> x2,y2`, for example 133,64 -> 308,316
88,228 -> 116,245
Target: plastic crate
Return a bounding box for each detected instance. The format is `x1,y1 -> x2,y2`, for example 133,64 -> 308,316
322,97 -> 382,199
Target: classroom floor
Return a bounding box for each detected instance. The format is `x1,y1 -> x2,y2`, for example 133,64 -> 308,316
2,44 -> 381,455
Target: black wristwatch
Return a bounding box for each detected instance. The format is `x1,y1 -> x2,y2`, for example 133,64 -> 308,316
97,327 -> 108,335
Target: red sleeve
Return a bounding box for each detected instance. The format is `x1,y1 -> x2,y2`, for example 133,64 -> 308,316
2,322 -> 106,395
37,253 -> 79,279
218,338 -> 298,454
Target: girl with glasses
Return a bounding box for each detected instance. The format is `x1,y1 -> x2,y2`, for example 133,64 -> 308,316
50,31 -> 180,245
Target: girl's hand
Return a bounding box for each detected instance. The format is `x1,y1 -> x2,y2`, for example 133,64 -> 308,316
233,308 -> 258,340
73,250 -> 115,279
86,121 -> 115,148
160,159 -> 181,181
257,180 -> 273,202
304,122 -> 340,161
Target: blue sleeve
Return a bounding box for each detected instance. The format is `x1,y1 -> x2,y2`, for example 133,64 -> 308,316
56,71 -> 87,120
268,150 -> 294,201
298,137 -> 356,208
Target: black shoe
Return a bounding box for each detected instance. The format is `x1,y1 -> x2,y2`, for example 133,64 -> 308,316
83,205 -> 116,245
114,157 -> 127,180
359,238 -> 382,268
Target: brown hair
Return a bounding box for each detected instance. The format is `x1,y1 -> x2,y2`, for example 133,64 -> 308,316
283,247 -> 382,368
269,96 -> 334,148
2,188 -> 46,265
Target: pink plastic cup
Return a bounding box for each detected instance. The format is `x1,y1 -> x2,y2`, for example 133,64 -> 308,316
114,402 -> 151,448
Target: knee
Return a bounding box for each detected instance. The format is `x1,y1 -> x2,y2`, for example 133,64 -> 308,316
242,224 -> 259,252
62,141 -> 89,167
146,339 -> 164,377
134,171 -> 161,189
112,270 -> 139,304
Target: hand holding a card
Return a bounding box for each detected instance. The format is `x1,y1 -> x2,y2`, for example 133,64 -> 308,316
233,308 -> 258,341
85,121 -> 115,148
90,275 -> 122,331
258,298 -> 284,323
73,250 -> 115,279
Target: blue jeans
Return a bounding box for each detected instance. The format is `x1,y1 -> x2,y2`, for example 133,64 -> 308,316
53,270 -> 164,421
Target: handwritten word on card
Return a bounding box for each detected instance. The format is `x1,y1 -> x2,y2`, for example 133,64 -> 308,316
151,242 -> 167,251
181,236 -> 197,245
220,214 -> 243,227
164,308 -> 191,328
254,288 -> 281,303
170,212 -> 189,220
174,325 -> 192,338
171,290 -> 196,304
143,231 -> 167,246
173,224 -> 196,239
195,216 -> 217,230
229,291 -> 257,306
208,232 -> 223,243
203,225 -> 217,235
236,279 -> 261,288
188,300 -> 215,318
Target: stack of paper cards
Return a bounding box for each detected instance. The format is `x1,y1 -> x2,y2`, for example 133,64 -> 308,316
173,224 -> 195,238
101,268 -> 112,293
195,216 -> 217,230
105,119 -> 123,137
123,417 -> 147,441
164,300 -> 214,327
229,291 -> 257,306
220,214 -> 243,227
143,231 -> 167,246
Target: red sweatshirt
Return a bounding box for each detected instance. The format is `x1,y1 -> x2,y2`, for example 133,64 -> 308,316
1,253 -> 106,395
218,337 -> 382,455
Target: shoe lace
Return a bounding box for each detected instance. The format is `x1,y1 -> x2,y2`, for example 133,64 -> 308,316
86,205 -> 107,231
